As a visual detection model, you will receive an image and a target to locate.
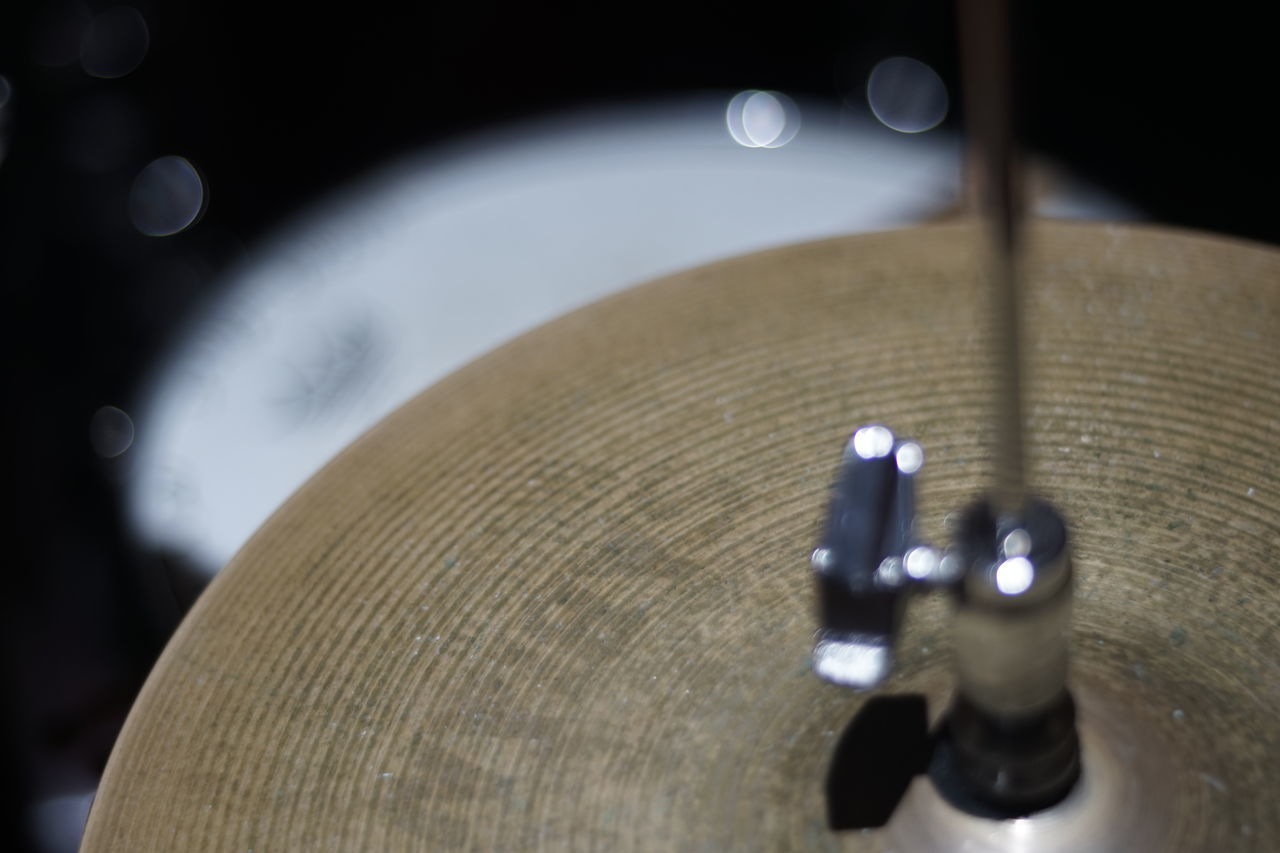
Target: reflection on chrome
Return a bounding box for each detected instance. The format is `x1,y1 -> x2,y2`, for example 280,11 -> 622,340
851,424 -> 895,459
813,636 -> 892,689
725,90 -> 800,148
936,551 -> 964,583
995,555 -> 1035,595
129,156 -> 206,236
876,555 -> 905,587
810,546 -> 836,571
1002,527 -> 1032,558
895,440 -> 924,474
904,545 -> 940,581
866,56 -> 949,134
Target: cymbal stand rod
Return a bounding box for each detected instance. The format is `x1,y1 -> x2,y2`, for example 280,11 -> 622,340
946,0 -> 1080,812
812,0 -> 1081,818
958,0 -> 1026,517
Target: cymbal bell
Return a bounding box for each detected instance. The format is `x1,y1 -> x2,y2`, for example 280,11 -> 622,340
82,222 -> 1278,850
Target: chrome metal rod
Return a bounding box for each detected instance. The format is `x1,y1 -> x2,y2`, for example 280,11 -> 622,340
958,0 -> 1027,517
946,0 -> 1080,812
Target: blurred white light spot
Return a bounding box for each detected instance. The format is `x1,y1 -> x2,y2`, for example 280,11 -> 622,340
867,56 -> 948,133
726,90 -> 800,148
90,405 -> 135,457
81,6 -> 149,79
851,424 -> 894,459
875,556 -> 904,587
904,546 -> 939,580
895,440 -> 923,474
129,156 -> 206,236
995,556 -> 1034,596
813,638 -> 890,689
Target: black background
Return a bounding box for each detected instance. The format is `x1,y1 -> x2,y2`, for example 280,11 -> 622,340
2,1 -> 1275,848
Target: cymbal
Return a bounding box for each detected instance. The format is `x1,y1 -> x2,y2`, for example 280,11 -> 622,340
83,222 -> 1279,850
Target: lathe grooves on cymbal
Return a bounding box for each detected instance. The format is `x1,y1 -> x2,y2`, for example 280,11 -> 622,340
83,223 -> 1278,851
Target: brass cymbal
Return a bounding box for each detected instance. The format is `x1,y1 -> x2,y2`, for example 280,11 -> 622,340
83,222 -> 1279,850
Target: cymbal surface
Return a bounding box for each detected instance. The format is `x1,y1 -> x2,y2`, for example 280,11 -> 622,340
83,223 -> 1279,850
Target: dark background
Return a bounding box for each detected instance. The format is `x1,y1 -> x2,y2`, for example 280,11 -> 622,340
2,1 -> 1275,848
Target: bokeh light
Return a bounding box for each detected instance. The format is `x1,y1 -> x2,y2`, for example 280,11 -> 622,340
129,156 -> 206,236
725,90 -> 800,148
90,405 -> 135,458
80,6 -> 150,79
866,56 -> 948,134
